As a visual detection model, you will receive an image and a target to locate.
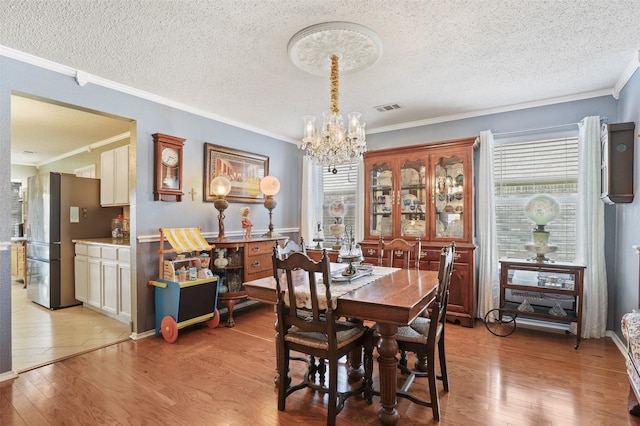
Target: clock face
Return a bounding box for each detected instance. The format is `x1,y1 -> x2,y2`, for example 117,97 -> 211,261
161,147 -> 179,167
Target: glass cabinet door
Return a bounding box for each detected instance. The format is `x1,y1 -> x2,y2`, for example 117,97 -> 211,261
433,154 -> 465,239
369,162 -> 393,238
399,159 -> 426,238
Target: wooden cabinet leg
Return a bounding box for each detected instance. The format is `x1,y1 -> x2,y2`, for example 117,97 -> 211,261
224,299 -> 237,327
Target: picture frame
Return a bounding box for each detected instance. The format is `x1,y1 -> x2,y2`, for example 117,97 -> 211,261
203,143 -> 268,203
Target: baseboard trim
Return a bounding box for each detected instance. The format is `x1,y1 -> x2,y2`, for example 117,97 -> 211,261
608,330 -> 629,362
0,370 -> 18,383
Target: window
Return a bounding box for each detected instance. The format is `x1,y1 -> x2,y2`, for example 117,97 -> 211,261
313,164 -> 359,248
494,137 -> 578,262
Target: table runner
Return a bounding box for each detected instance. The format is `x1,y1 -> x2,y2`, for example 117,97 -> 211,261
283,266 -> 399,309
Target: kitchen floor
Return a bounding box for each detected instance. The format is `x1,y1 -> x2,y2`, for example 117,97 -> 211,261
11,278 -> 131,373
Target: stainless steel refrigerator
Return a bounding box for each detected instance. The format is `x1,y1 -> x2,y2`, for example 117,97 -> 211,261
26,172 -> 117,309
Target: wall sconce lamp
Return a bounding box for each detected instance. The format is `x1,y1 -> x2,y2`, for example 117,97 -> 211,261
260,175 -> 280,238
211,176 -> 231,241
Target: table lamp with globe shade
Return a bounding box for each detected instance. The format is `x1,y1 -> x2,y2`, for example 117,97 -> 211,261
211,176 -> 231,241
524,194 -> 560,262
260,176 -> 280,238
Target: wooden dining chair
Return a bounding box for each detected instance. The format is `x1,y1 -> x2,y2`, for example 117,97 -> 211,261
272,248 -> 370,426
276,236 -> 306,259
378,237 -> 422,269
274,236 -> 313,382
394,241 -> 455,420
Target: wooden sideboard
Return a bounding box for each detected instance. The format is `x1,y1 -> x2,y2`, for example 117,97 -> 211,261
209,237 -> 283,326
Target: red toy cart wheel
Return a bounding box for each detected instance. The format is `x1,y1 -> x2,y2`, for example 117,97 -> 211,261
161,315 -> 179,343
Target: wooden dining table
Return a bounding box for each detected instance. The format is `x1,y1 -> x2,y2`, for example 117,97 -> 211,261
243,266 -> 439,426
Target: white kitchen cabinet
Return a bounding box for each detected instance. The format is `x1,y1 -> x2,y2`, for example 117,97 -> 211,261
118,262 -> 131,319
88,257 -> 102,308
101,145 -> 129,206
74,242 -> 131,323
101,260 -> 119,315
74,244 -> 88,303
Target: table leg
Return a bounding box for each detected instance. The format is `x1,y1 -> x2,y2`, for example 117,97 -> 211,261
376,322 -> 400,426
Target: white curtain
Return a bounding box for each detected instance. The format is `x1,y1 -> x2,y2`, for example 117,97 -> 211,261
300,157 -> 319,245
576,116 -> 607,338
476,130 -> 500,319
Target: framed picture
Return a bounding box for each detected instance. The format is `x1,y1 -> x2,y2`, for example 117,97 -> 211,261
203,143 -> 268,203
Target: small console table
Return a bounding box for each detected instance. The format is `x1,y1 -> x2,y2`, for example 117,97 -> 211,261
486,258 -> 586,349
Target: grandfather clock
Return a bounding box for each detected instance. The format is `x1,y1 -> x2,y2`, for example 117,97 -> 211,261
153,133 -> 186,202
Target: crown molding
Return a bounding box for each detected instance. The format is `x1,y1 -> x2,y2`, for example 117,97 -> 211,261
0,45 -> 297,144
0,44 -> 629,143
612,51 -> 640,99
368,89 -> 615,135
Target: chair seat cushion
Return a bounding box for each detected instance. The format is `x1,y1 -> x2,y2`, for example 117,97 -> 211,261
371,317 -> 433,344
285,321 -> 366,350
396,325 -> 428,344
409,316 -> 431,335
394,319 -> 442,344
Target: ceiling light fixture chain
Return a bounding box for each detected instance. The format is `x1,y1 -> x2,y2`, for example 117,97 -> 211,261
290,22 -> 382,174
330,55 -> 339,115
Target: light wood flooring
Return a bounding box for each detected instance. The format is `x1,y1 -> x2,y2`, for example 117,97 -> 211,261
10,278 -> 131,373
3,300 -> 640,425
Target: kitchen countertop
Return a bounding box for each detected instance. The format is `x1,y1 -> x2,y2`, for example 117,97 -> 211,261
72,238 -> 131,247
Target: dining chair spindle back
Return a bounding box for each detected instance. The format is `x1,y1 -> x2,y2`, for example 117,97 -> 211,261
378,237 -> 421,269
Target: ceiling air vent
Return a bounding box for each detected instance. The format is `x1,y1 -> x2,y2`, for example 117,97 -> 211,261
374,103 -> 402,112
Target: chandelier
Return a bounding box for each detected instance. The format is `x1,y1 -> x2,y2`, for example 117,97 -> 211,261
288,22 -> 382,173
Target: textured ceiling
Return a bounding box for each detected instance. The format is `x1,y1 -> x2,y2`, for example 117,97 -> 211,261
3,0 -> 640,166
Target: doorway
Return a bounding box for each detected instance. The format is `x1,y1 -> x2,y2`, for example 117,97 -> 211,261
10,94 -> 135,372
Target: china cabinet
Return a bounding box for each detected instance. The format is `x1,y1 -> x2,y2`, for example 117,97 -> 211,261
360,137 -> 476,326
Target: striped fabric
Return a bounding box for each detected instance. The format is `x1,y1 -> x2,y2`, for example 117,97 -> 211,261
161,227 -> 211,254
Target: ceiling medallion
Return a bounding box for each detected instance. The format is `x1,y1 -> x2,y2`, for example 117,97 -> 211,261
288,22 -> 383,173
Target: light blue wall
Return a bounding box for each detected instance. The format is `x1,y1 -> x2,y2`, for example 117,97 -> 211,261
0,53 -> 634,375
366,96 -> 618,150
614,69 -> 640,338
0,56 -> 300,374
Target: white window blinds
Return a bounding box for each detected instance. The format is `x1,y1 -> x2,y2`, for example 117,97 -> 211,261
494,137 -> 578,261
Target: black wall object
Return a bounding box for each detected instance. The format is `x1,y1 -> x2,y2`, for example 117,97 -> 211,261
601,122 -> 635,204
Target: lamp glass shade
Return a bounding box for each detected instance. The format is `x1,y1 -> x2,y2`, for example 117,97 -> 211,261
524,194 -> 560,225
211,176 -> 231,197
260,175 -> 280,196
